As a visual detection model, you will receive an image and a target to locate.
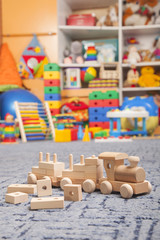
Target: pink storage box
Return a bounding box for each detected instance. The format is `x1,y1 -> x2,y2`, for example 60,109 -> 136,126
67,14 -> 96,26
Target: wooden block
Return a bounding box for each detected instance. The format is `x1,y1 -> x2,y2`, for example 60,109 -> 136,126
73,163 -> 85,172
85,156 -> 102,166
62,170 -> 85,179
30,197 -> 64,209
39,161 -> 54,170
64,184 -> 82,201
7,184 -> 37,194
37,178 -> 52,197
84,165 -> 97,173
98,152 -> 128,161
84,172 -> 97,179
5,192 -> 28,204
32,166 -> 46,175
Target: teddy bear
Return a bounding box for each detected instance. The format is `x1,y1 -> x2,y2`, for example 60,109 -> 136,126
123,0 -> 154,26
123,67 -> 140,87
96,3 -> 118,26
138,66 -> 160,87
63,41 -> 84,64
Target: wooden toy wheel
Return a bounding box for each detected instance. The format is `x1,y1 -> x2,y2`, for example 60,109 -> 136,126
27,173 -> 37,184
146,181 -> 152,193
82,179 -> 96,193
100,181 -> 112,194
60,177 -> 72,190
120,184 -> 133,199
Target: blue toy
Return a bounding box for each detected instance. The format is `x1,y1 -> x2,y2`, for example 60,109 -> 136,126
0,89 -> 41,119
120,96 -> 158,134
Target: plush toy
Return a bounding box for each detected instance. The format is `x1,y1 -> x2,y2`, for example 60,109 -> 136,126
97,3 -> 118,26
139,49 -> 151,62
63,41 -> 84,64
127,45 -> 141,65
97,44 -> 116,63
124,67 -> 139,87
138,66 -> 160,87
123,0 -> 154,26
151,37 -> 160,61
142,0 -> 160,24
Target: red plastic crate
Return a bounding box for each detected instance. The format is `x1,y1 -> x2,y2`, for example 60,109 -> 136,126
44,79 -> 60,87
89,100 -> 104,108
103,99 -> 119,107
67,14 -> 96,26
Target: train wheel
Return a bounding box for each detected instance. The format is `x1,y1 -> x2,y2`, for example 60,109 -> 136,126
120,184 -> 133,199
60,177 -> 72,190
146,181 -> 152,193
27,172 -> 37,184
100,181 -> 112,194
83,179 -> 96,193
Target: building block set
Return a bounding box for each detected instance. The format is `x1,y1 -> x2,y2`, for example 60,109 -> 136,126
4,151 -> 152,210
43,63 -> 61,116
89,90 -> 119,129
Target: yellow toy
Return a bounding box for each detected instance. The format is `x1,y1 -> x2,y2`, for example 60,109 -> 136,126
138,66 -> 160,87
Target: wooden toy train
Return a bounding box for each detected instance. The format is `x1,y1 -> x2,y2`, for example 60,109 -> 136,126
28,152 -> 152,199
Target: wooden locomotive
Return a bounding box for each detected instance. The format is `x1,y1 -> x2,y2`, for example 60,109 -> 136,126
28,152 -> 151,199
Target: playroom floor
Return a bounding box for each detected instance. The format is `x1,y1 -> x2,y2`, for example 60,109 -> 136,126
0,139 -> 160,240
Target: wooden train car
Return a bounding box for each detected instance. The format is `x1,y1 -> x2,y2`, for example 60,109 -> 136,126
28,152 -> 151,199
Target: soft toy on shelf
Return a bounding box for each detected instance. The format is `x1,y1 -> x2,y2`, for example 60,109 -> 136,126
123,0 -> 154,26
142,0 -> 160,24
123,67 -> 140,87
139,49 -> 151,62
63,41 -> 84,64
127,45 -> 141,65
97,44 -> 116,63
138,66 -> 160,87
151,37 -> 160,61
97,3 -> 118,26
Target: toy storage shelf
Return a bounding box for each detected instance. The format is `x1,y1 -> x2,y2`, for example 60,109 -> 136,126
122,87 -> 160,92
122,25 -> 160,35
59,63 -> 101,68
58,0 -> 160,105
122,62 -> 160,68
58,25 -> 119,40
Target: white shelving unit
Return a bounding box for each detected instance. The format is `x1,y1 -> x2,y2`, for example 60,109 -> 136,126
57,0 -> 160,105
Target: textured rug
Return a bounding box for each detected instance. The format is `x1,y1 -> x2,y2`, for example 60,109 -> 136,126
0,139 -> 160,240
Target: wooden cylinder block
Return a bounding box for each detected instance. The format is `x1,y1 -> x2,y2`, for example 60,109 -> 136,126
115,165 -> 145,183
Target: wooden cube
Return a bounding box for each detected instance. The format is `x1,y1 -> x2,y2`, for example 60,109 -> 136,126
64,184 -> 82,201
7,184 -> 37,194
5,192 -> 28,204
37,178 -> 52,197
30,197 -> 64,209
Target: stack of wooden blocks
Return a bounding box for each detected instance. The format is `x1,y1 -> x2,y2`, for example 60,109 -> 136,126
43,63 -> 61,116
89,90 -> 119,129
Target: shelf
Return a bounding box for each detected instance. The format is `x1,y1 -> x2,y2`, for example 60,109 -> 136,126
122,62 -> 160,68
59,63 -> 101,68
122,87 -> 160,92
62,87 -> 118,98
65,0 -> 117,11
59,25 -> 119,40
122,25 -> 160,36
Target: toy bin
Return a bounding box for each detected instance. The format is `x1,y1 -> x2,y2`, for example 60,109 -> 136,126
67,14 -> 96,26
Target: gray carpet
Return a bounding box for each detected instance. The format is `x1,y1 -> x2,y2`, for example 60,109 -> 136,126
0,140 -> 160,240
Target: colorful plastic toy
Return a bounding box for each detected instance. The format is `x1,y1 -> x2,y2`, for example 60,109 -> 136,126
121,96 -> 159,134
81,67 -> 97,83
